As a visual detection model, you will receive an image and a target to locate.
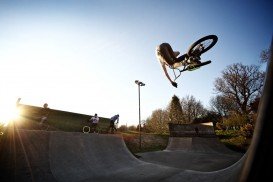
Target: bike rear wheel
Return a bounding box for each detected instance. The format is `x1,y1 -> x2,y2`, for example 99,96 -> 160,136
187,35 -> 218,56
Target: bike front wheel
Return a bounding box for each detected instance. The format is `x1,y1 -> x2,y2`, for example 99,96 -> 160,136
187,35 -> 218,56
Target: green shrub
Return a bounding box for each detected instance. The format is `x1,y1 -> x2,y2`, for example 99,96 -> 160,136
215,129 -> 239,138
222,113 -> 249,129
221,135 -> 248,152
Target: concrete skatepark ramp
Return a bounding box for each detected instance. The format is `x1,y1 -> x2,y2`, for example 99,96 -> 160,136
134,122 -> 243,171
138,136 -> 243,172
165,137 -> 236,154
1,129 -> 244,182
138,123 -> 243,172
49,131 -> 179,182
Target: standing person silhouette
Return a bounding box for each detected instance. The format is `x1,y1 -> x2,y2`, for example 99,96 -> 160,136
90,113 -> 99,133
40,103 -> 49,124
109,114 -> 119,134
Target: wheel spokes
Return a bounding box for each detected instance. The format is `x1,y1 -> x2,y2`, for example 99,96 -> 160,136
202,39 -> 214,49
192,39 -> 213,54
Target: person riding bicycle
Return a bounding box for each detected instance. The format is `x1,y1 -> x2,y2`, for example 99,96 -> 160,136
156,42 -> 201,88
109,114 -> 119,133
40,103 -> 50,124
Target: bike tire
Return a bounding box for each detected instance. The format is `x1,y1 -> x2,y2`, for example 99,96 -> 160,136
187,35 -> 218,56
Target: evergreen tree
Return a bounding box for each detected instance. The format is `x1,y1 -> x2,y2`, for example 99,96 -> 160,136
167,95 -> 184,124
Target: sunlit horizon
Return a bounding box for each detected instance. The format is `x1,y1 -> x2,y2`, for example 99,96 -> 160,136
0,99 -> 21,127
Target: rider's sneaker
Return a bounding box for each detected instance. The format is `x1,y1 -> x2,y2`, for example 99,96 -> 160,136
173,51 -> 180,57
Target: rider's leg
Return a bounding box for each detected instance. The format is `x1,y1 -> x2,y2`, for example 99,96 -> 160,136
177,54 -> 187,62
172,54 -> 188,68
109,121 -> 115,133
173,51 -> 180,57
157,43 -> 177,66
178,53 -> 201,65
94,123 -> 98,133
40,116 -> 47,124
165,43 -> 180,61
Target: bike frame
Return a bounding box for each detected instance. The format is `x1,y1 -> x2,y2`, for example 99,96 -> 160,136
172,60 -> 212,81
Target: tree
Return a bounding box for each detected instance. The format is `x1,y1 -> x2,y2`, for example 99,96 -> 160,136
145,109 -> 169,134
180,95 -> 206,123
214,63 -> 265,115
260,49 -> 270,63
118,125 -> 128,132
128,125 -> 137,131
210,95 -> 237,117
167,95 -> 184,124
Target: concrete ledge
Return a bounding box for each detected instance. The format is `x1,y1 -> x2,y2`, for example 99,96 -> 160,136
168,123 -> 215,137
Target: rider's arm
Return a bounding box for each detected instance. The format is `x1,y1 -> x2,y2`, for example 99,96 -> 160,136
161,63 -> 178,88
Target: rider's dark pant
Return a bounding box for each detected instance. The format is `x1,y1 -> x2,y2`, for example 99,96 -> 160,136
157,43 -> 187,65
177,54 -> 187,62
109,120 -> 117,132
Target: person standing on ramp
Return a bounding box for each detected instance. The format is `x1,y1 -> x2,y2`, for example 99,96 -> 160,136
90,113 -> 99,133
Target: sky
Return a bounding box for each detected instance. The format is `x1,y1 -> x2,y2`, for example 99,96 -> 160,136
0,0 -> 272,126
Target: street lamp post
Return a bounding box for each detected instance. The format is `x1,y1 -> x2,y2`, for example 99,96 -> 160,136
135,80 -> 145,150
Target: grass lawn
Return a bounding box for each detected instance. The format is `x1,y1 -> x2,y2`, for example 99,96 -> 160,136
121,131 -> 169,153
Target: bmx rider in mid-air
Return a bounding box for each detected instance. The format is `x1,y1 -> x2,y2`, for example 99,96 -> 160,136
156,35 -> 218,88
156,43 -> 188,88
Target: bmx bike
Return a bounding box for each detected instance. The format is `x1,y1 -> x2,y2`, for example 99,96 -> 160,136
82,125 -> 101,134
108,121 -> 118,134
172,35 -> 218,81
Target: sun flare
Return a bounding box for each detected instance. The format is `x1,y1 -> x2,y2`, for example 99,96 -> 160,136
0,101 -> 21,127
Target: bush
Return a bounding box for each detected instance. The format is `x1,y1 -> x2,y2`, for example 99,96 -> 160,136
222,113 -> 249,130
240,123 -> 254,138
118,125 -> 128,132
221,135 -> 250,152
215,129 -> 239,138
216,122 -> 226,130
